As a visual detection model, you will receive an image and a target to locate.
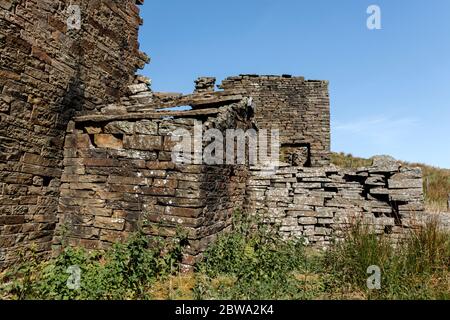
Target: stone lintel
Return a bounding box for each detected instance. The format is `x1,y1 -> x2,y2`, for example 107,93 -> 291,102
73,108 -> 223,123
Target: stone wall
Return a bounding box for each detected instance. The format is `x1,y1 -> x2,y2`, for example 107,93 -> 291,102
220,75 -> 330,167
0,0 -> 435,270
55,78 -> 430,265
55,97 -> 253,267
0,0 -> 148,267
246,156 -> 425,247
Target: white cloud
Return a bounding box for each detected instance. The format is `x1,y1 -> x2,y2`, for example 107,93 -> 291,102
333,116 -> 419,145
334,116 -> 417,133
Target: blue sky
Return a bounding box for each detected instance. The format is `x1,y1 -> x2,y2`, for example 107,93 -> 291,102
138,0 -> 450,168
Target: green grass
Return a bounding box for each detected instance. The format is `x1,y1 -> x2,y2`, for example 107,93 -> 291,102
2,211 -> 448,300
322,221 -> 450,299
193,215 -> 450,300
193,212 -> 310,300
330,152 -> 374,169
331,152 -> 450,212
410,162 -> 450,212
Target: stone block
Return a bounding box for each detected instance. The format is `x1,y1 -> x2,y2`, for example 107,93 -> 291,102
70,226 -> 100,240
398,202 -> 424,212
100,230 -> 130,243
65,134 -> 91,149
298,217 -> 317,225
388,178 -> 422,189
94,134 -> 123,150
389,189 -> 423,202
124,135 -> 162,151
315,207 -> 335,218
94,216 -> 125,231
318,218 -> 334,224
165,206 -> 203,218
104,121 -> 135,135
315,227 -> 332,236
293,182 -> 322,189
146,161 -> 175,170
294,195 -> 324,207
128,83 -> 149,95
85,126 -> 102,134
135,120 -> 158,135
108,175 -> 148,185
365,175 -> 386,186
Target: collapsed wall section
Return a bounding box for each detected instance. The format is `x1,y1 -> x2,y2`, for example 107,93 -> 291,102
246,156 -> 426,247
0,0 -> 148,267
220,75 -> 330,167
55,96 -> 253,267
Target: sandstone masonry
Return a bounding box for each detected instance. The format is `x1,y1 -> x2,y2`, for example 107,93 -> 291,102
55,95 -> 253,266
246,157 -> 425,247
50,78 -> 430,267
0,0 -> 147,267
220,75 -> 330,167
0,0 -> 444,270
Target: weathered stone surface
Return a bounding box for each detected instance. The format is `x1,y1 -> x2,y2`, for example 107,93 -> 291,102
94,134 -> 123,150
245,162 -> 426,247
388,178 -> 422,189
366,175 -> 386,186
135,120 -> 158,135
389,189 -> 423,202
124,135 -> 162,151
104,121 -> 135,135
294,195 -> 324,207
85,126 -> 103,134
299,217 -> 317,225
369,155 -> 401,172
128,83 -> 150,95
0,0 -> 432,269
94,217 -> 125,231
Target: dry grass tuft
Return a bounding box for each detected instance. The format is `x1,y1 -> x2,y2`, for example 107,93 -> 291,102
149,273 -> 196,300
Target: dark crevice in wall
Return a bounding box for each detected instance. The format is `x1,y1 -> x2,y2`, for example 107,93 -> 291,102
42,177 -> 53,187
390,201 -> 404,226
282,143 -> 311,167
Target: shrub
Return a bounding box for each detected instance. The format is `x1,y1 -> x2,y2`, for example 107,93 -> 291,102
0,231 -> 186,300
193,211 -> 308,300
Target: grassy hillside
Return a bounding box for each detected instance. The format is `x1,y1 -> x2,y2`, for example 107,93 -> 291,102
331,152 -> 450,212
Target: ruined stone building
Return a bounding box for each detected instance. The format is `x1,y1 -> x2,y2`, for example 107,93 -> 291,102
0,0 -> 432,269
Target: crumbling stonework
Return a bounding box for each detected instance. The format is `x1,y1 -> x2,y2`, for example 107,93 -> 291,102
194,77 -> 216,93
0,1 -> 442,270
246,156 -> 425,247
55,95 -> 253,267
0,0 -> 148,267
220,75 -> 330,167
49,76 -> 431,268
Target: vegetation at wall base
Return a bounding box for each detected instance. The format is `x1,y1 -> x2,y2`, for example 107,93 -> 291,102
193,212 -> 309,300
322,220 -> 450,299
1,211 -> 449,300
0,232 -> 186,300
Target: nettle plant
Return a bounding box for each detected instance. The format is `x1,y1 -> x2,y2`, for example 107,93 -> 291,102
1,231 -> 188,300
193,210 -> 308,300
